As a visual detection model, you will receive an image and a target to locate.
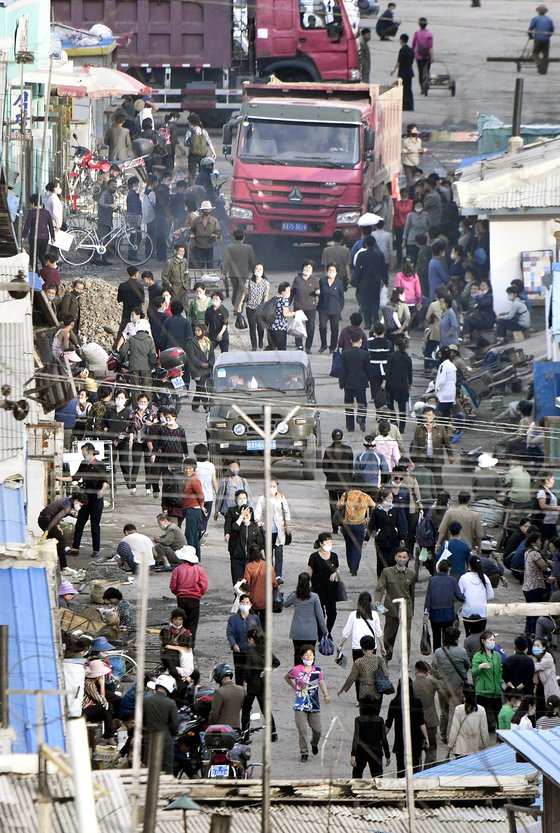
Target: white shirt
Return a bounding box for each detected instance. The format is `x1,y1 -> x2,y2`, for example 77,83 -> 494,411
341,610 -> 383,649
123,532 -> 155,566
196,460 -> 216,502
435,359 -> 457,404
44,192 -> 63,230
458,571 -> 494,619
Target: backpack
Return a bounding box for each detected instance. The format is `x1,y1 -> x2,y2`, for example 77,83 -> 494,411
415,507 -> 436,548
190,130 -> 210,157
256,297 -> 279,329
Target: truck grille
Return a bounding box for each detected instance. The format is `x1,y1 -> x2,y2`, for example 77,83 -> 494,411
247,180 -> 344,216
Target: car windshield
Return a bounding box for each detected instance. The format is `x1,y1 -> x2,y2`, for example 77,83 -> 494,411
214,362 -> 306,392
237,120 -> 360,167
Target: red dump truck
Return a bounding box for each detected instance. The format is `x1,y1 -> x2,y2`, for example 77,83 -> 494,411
224,81 -> 403,243
52,0 -> 360,115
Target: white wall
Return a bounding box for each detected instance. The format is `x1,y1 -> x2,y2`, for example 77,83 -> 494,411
489,215 -> 556,313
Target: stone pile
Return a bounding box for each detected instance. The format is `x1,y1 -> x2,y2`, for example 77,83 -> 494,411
59,278 -> 120,351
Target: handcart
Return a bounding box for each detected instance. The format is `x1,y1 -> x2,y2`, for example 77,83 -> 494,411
186,238 -> 226,293
422,61 -> 456,97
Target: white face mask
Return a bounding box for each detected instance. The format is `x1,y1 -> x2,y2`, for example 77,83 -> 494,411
175,253 -> 184,260
270,486 -> 277,496
239,604 -> 251,614
116,398 -> 126,407
321,542 -> 332,552
302,659 -> 313,666
254,269 -> 264,279
212,299 -> 221,308
485,639 -> 496,650
414,206 -> 422,213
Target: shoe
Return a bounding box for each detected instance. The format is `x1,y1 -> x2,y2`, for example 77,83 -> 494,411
305,349 -> 312,355
276,576 -> 284,585
450,430 -> 463,444
192,405 -> 200,412
130,487 -> 136,495
153,492 -> 159,499
69,547 -> 80,555
358,422 -> 366,432
300,753 -> 308,762
91,551 -> 101,558
332,528 -> 339,535
319,347 -> 328,354
271,732 -> 278,742
311,743 -> 319,756
199,529 -> 209,542
146,488 -> 152,496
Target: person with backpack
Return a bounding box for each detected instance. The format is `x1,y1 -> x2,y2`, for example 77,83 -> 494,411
184,113 -> 215,184
354,435 -> 389,497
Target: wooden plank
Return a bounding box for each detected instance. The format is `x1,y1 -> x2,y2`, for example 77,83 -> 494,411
487,603 -> 560,617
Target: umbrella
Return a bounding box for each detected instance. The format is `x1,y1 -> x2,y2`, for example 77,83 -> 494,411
357,211 -> 383,227
15,64 -> 150,99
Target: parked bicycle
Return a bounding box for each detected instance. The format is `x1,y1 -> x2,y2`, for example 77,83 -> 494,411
60,213 -> 154,266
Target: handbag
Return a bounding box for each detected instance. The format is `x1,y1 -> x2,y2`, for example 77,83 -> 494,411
335,647 -> 348,667
420,623 -> 432,656
374,662 -> 395,695
334,579 -> 348,602
332,494 -> 347,528
280,499 -> 292,546
318,635 -> 334,656
373,387 -> 391,410
329,349 -> 343,379
235,312 -> 248,330
272,586 -> 284,613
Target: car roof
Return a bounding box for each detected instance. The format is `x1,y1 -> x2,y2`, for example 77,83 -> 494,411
214,350 -> 310,368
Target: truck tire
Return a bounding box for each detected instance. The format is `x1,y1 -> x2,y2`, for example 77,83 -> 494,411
302,434 -> 317,481
272,68 -> 314,83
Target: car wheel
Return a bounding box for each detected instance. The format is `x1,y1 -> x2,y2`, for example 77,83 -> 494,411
302,434 -> 317,481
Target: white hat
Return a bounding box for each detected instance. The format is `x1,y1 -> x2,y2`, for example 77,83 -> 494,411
154,674 -> 176,694
175,545 -> 199,563
448,344 -> 460,352
135,319 -> 151,332
200,200 -> 213,210
357,212 -> 383,227
477,452 -> 498,469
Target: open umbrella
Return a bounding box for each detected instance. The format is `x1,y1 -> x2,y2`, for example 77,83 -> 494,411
70,65 -> 151,99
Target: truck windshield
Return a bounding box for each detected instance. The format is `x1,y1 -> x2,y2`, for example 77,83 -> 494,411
214,363 -> 306,392
238,120 -> 360,167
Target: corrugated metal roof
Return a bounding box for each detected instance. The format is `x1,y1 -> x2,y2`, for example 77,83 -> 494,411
498,725 -> 560,788
0,566 -> 65,753
0,482 -> 25,544
414,743 -> 537,781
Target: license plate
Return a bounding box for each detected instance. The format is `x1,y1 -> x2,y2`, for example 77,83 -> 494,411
171,376 -> 185,389
246,439 -> 277,451
281,222 -> 307,232
209,764 -> 230,777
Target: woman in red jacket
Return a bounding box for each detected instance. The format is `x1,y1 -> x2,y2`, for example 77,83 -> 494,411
169,546 -> 209,646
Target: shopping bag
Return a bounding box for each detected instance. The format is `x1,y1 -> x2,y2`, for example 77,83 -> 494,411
334,579 -> 348,602
287,309 -> 307,338
235,312 -> 248,330
53,230 -> 74,252
318,635 -> 334,656
420,623 -> 432,656
329,349 -> 343,379
272,587 -> 284,613
374,665 -> 395,695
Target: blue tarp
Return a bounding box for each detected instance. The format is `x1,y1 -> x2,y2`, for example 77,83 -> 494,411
413,742 -> 536,780
0,482 -> 25,545
0,566 -> 65,753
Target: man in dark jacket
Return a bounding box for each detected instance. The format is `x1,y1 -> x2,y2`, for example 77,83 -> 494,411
38,494 -> 87,568
161,300 -> 194,351
322,428 -> 354,533
116,267 -> 146,340
318,264 -> 345,353
224,230 -> 257,308
143,675 -> 179,774
208,663 -> 246,730
290,260 -> 321,353
351,236 -> 388,329
120,319 -> 157,404
71,443 -> 109,557
155,173 -> 173,262
340,333 -> 370,432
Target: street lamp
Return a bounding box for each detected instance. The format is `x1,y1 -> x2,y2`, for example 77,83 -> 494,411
164,796 -> 201,833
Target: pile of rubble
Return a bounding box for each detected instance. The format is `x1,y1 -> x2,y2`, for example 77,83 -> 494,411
59,277 -> 120,351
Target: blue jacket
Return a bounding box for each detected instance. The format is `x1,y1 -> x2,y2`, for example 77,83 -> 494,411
424,574 -> 464,621
226,611 -> 262,652
529,14 -> 554,41
436,538 -> 471,576
428,257 -> 448,301
318,275 -> 345,316
354,448 -> 389,487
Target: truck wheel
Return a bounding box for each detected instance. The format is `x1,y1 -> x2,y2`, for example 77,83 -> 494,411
302,434 -> 317,481
273,69 -> 313,83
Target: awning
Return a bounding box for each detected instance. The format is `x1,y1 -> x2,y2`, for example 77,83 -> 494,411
11,64 -> 151,99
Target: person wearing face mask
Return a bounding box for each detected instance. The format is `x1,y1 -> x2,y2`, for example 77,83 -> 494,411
161,243 -> 189,307
38,493 -> 87,569
224,494 -> 264,583
532,638 -> 560,715
471,630 -> 503,732
511,695 -> 537,731
403,199 -> 429,264
254,480 -> 291,584
337,474 -> 375,576
205,291 -> 229,352
106,389 -> 132,489
367,488 -> 407,579
290,260 -> 321,353
70,443 -> 109,558
374,547 -> 416,662
237,263 -> 270,350
226,592 -> 262,685
185,322 -> 215,412
125,392 -> 158,496
462,279 -> 495,341
495,284 -> 530,343
522,531 -> 553,636
285,645 -> 330,762
307,533 -> 341,639
244,544 -> 278,628
318,263 -> 345,354
215,463 -> 252,519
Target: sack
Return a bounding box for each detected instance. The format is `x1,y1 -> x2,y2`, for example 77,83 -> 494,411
318,635 -> 334,656
190,130 -> 210,157
374,387 -> 390,409
374,664 -> 395,695
272,587 -> 284,614
415,508 -> 436,549
235,312 -> 248,330
329,349 -> 343,379
255,297 -> 278,328
334,579 -> 348,602
420,623 -> 432,656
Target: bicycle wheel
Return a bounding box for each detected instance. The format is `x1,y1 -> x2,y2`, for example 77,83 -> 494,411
59,228 -> 96,266
116,228 -> 153,266
108,652 -> 137,684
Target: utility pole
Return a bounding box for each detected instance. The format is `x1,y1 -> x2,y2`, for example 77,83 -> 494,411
394,598 -> 416,833
130,553 -> 150,833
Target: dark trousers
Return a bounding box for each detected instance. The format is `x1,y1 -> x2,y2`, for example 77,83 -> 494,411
229,275 -> 244,308
155,218 -> 171,261
318,595 -> 337,637
232,651 -> 248,686
230,557 -> 246,585
496,318 -> 527,339
114,440 -> 131,486
188,153 -> 204,184
352,748 -> 383,777
384,615 -> 412,662
327,489 -> 345,533
293,639 -> 316,666
242,689 -> 276,733
463,617 -> 487,636
388,393 -> 408,433
417,58 -> 431,91
394,227 -> 405,266
268,329 -> 287,351
358,296 -> 379,330
38,513 -> 67,569
28,237 -> 49,269
192,378 -> 211,409
147,220 -> 157,258
376,546 -> 397,577
131,441 -> 157,490
185,507 -> 203,559
271,531 -> 284,578
73,496 -> 104,553
476,694 -> 502,733
213,331 -> 229,353
342,523 -> 366,574
523,586 -> 548,636
438,401 -> 453,419
396,750 -> 422,777
200,500 -> 213,534
344,387 -> 367,431
533,39 -> 550,74
430,618 -> 455,651
247,307 -> 264,349
319,312 -> 340,351
401,75 -> 414,111
176,597 -> 201,645
84,703 -> 114,738
295,308 -> 317,351
191,245 -> 214,269
424,338 -> 439,370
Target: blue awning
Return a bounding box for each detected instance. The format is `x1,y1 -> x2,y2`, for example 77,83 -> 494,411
414,742 -> 536,780
0,482 -> 25,545
498,726 -> 560,789
0,566 -> 65,753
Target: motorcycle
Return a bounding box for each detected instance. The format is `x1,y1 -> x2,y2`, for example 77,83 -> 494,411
104,346 -> 186,415
68,134 -> 153,206
201,721 -> 263,779
174,686 -> 214,778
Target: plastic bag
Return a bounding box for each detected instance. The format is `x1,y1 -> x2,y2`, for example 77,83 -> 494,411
318,635 -> 334,656
379,284 -> 389,309
287,309 -> 308,338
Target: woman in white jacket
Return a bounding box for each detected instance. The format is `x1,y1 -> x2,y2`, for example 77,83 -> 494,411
448,684 -> 489,757
337,591 -> 386,698
434,346 -> 457,420
254,480 -> 292,585
459,555 -> 494,635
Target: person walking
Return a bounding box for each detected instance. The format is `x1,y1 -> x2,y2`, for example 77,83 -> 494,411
432,626 -> 470,744
532,471 -> 560,543
290,260 -> 321,353
38,493 -> 86,569
154,172 -> 173,263
223,230 -> 257,308
189,201 -> 221,269
308,533 -> 341,639
22,193 -> 55,268
318,263 -> 345,354
359,28 -> 372,82
338,635 -> 390,709
182,458 -> 206,557
116,267 -> 146,342
44,179 -> 64,239
125,392 -> 158,496
385,679 -> 429,775
471,630 -> 503,732
459,555 -> 494,635
351,236 -> 388,329
184,113 -> 216,184
185,323 -> 215,412
267,282 -> 296,350
215,461 -> 252,519
339,333 -> 369,433
254,480 -> 291,584
142,675 -> 179,774
169,546 -> 209,645
424,559 -> 464,649
350,696 -> 391,777
528,5 -> 555,75
161,243 -> 189,307
411,404 -> 454,487
412,17 -> 433,93
284,573 -> 328,664
321,230 -> 352,289
374,547 -> 416,661
338,591 -> 386,661
226,593 -> 262,685
401,125 -> 424,188
322,429 -> 354,534
532,638 -> 560,713
353,435 -> 389,498
225,500 -> 264,585
385,336 -> 413,434
243,545 -> 277,628
413,661 -> 442,768
447,684 -> 489,758
242,628 -> 279,738
367,487 -> 407,577
120,319 -> 157,405
285,645 -> 330,762
237,264 -> 270,350
106,389 -> 132,489
337,477 -> 375,576
70,443 -> 109,558
104,112 -> 132,161
437,492 -> 484,549
522,530 -> 553,636
391,34 -> 415,111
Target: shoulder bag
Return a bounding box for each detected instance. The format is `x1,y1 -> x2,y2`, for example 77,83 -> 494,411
330,349 -> 343,379
280,499 -> 292,546
441,645 -> 468,684
332,493 -> 347,528
374,658 -> 395,695
327,557 -> 347,602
